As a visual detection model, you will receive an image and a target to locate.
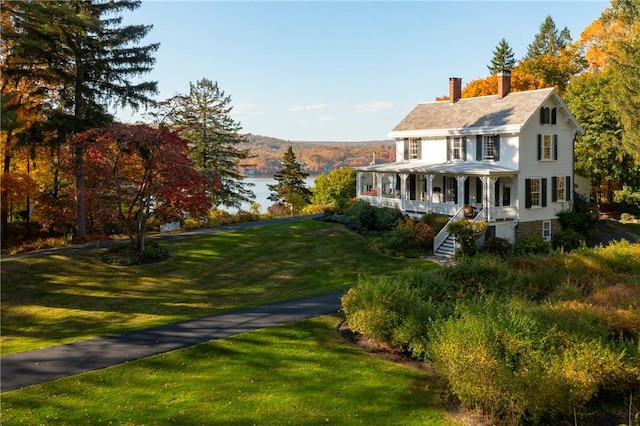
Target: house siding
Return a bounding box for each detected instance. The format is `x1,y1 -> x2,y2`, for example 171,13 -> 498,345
517,97 -> 575,224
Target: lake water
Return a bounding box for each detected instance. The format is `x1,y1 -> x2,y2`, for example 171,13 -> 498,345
235,176 -> 317,213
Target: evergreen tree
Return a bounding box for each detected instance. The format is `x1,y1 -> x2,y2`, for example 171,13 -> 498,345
487,38 -> 516,73
268,146 -> 311,214
524,15 -> 571,59
1,0 -> 159,238
162,79 -> 255,210
519,15 -> 585,93
605,0 -> 640,160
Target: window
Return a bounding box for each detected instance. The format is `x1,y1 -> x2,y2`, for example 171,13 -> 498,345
556,176 -> 565,202
542,221 -> 552,242
476,135 -> 500,161
483,136 -> 495,159
540,107 -> 557,124
409,138 -> 419,160
525,177 -> 547,208
538,134 -> 557,161
445,177 -> 457,203
530,178 -> 541,207
452,137 -> 462,160
552,176 -> 571,202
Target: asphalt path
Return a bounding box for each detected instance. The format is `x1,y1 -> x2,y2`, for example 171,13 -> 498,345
2,215 -> 341,393
1,291 -> 344,393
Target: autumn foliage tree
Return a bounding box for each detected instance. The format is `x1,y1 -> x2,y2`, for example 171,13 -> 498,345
74,124 -> 209,254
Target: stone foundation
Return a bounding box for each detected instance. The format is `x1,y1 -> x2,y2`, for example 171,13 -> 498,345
515,219 -> 561,240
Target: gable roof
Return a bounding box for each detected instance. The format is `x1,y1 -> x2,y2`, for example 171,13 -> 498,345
388,88 -> 583,138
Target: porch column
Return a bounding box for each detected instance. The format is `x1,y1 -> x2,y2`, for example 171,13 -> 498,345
426,174 -> 434,212
376,172 -> 383,204
356,172 -> 362,198
456,175 -> 467,208
484,176 -> 497,223
400,173 -> 408,210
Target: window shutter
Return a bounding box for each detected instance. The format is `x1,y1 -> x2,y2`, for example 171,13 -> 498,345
494,178 -> 500,206
551,108 -> 557,124
462,137 -> 467,159
476,135 -> 482,160
566,176 -> 571,201
540,107 -> 545,124
551,177 -> 558,202
464,178 -> 470,205
494,135 -> 500,161
553,135 -> 558,160
525,179 -> 532,208
446,138 -> 451,161
476,177 -> 483,203
417,139 -> 422,160
404,139 -> 409,161
537,134 -> 542,161
454,178 -> 459,205
541,178 -> 548,207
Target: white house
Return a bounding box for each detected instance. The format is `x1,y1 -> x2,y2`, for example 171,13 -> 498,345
353,72 -> 584,256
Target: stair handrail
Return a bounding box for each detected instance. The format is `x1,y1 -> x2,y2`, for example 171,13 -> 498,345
433,206 -> 464,254
473,207 -> 487,222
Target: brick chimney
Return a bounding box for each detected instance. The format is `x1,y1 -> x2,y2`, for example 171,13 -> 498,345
449,77 -> 462,103
497,70 -> 511,99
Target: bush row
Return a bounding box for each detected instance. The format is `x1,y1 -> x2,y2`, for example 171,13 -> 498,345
341,241 -> 640,425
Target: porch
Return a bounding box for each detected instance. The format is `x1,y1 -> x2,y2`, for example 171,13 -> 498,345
355,162 -> 520,257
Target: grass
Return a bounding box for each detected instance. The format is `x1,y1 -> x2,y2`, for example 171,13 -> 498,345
1,315 -> 462,425
1,219 -> 439,354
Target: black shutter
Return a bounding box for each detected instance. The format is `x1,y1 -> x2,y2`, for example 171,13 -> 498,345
494,135 -> 500,161
462,137 -> 467,159
541,178 -> 548,207
404,139 -> 409,161
476,135 -> 482,160
446,138 -> 451,161
566,176 -> 571,201
525,179 -> 532,208
476,177 -> 483,203
553,135 -> 558,160
540,107 -> 545,124
537,134 -> 542,160
454,178 -> 459,204
494,178 -> 500,206
552,177 -> 558,202
464,178 -> 470,205
551,108 -> 557,124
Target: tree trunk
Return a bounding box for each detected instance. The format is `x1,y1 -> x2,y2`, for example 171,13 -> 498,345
1,135 -> 12,249
74,142 -> 86,239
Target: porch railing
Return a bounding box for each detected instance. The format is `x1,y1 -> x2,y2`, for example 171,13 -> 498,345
433,206 -> 464,255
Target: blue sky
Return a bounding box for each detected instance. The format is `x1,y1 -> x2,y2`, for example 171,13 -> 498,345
119,1 -> 609,142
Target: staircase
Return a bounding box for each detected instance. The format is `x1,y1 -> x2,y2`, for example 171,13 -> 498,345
434,233 -> 457,257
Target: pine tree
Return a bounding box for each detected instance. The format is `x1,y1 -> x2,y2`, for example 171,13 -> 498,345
1,0 -> 159,238
161,79 -> 255,210
524,15 -> 571,59
487,39 -> 516,74
268,146 -> 311,214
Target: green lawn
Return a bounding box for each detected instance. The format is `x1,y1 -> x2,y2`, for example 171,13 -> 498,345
1,315 -> 461,425
1,219 -> 438,354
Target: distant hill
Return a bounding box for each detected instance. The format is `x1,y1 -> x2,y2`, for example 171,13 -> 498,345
240,135 -> 396,176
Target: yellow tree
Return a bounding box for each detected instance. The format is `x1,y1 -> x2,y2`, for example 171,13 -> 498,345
460,70 -> 546,98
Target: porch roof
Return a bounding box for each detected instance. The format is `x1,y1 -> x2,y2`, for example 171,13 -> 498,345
354,161 -> 518,176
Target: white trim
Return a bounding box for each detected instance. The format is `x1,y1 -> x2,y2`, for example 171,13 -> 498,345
388,124 -> 522,139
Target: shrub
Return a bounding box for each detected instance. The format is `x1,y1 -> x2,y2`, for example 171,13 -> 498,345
420,212 -> 450,235
513,234 -> 551,255
557,193 -> 599,244
482,236 -> 512,257
552,229 -> 585,251
446,219 -> 487,256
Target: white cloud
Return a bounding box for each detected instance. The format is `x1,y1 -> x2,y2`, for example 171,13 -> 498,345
318,115 -> 336,122
231,102 -> 257,117
354,101 -> 393,114
288,103 -> 334,112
